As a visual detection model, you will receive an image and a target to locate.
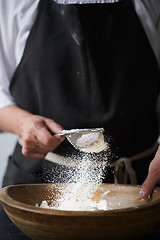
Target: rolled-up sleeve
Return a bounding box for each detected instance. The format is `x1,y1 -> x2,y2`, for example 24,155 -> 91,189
0,0 -> 39,110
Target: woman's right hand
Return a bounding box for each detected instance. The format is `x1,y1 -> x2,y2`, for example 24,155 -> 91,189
0,105 -> 65,159
21,115 -> 65,159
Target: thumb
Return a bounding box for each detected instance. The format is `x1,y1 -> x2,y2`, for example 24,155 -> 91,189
44,118 -> 64,135
138,175 -> 157,200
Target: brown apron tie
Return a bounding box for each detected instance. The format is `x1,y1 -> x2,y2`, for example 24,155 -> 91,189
111,142 -> 158,184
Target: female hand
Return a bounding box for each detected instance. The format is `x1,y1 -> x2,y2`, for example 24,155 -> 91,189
21,115 -> 65,159
138,145 -> 160,199
0,105 -> 65,159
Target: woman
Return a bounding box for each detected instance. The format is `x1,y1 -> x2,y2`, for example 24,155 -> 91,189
0,0 -> 160,199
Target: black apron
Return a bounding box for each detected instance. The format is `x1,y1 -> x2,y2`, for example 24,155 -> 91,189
3,0 -> 160,186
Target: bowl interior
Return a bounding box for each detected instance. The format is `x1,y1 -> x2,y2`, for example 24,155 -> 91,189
2,183 -> 160,212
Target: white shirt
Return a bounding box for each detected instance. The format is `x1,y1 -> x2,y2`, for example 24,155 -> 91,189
0,0 -> 160,110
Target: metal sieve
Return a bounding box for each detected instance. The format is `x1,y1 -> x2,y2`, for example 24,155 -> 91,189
56,128 -> 104,149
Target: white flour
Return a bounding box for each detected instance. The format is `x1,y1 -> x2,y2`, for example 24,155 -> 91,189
79,133 -> 108,153
64,128 -> 107,152
76,132 -> 100,148
37,193 -> 111,211
50,154 -> 107,210
37,130 -> 111,211
36,185 -> 146,211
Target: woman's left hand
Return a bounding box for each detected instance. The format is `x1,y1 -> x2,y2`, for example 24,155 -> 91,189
138,145 -> 160,199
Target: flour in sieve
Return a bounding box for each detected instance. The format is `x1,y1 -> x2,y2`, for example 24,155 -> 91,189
78,132 -> 108,153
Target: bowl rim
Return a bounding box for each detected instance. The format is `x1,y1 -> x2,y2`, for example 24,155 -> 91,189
0,183 -> 160,216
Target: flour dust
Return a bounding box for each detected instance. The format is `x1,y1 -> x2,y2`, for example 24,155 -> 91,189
39,133 -> 112,210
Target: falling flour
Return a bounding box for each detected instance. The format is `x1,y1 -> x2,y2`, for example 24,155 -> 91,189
36,130 -> 111,211
36,185 -> 112,211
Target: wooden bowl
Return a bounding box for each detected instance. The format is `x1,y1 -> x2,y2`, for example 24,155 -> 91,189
0,183 -> 160,240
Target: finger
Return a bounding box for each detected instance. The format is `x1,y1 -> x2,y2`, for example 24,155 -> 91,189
22,149 -> 47,159
34,119 -> 64,146
22,137 -> 39,156
22,134 -> 38,154
22,140 -> 51,159
34,119 -> 55,144
44,118 -> 64,135
22,131 -> 64,158
40,119 -> 65,148
22,116 -> 65,158
138,175 -> 157,200
36,134 -> 64,152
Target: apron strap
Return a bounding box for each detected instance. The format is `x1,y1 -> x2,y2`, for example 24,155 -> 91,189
111,142 -> 158,184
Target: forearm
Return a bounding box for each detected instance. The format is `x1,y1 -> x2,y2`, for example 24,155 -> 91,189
0,105 -> 33,136
0,105 -> 64,159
